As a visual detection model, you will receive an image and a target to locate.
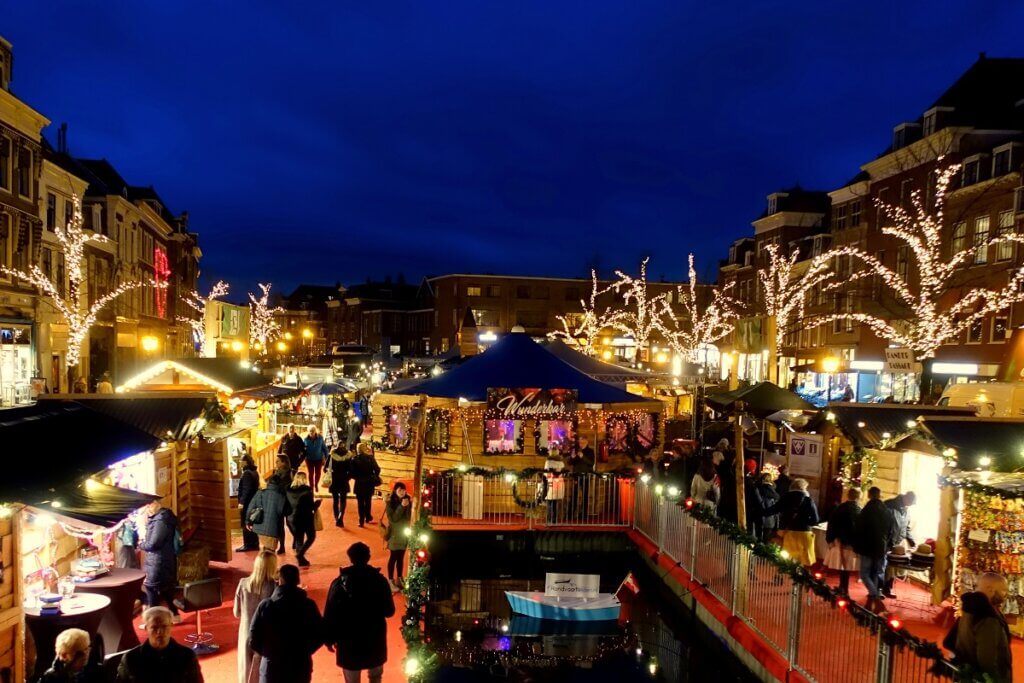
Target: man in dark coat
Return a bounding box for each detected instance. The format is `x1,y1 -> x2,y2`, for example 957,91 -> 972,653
249,457 -> 293,554
324,542 -> 396,682
249,564 -> 324,683
137,502 -> 179,620
350,444 -> 381,527
236,455 -> 261,552
278,426 -> 306,472
882,491 -> 916,598
825,488 -> 862,594
948,573 -> 1013,682
853,486 -> 896,613
116,607 -> 203,683
566,437 -> 595,521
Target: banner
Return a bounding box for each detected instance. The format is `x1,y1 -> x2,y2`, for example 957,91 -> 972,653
884,348 -> 920,374
544,573 -> 600,598
787,432 -> 824,478
486,388 -> 577,419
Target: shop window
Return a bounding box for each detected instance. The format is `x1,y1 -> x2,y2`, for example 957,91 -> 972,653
536,419 -> 575,455
898,451 -> 942,541
951,222 -> 966,256
634,413 -> 658,453
992,311 -> 1011,343
384,406 -> 412,451
605,415 -> 631,453
997,211 -> 1015,262
973,216 -> 990,265
424,410 -> 451,452
466,285 -> 482,297
484,419 -> 522,454
967,319 -> 984,344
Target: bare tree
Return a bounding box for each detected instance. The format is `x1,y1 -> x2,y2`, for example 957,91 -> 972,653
549,270 -> 623,355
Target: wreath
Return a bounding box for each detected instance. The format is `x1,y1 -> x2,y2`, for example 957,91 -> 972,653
511,475 -> 549,508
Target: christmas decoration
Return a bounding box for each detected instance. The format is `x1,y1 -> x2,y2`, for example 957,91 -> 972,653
609,257 -> 671,362
839,448 -> 878,488
549,269 -> 623,356
938,475 -> 1024,500
177,280 -> 229,355
248,282 -> 284,352
0,195 -> 159,367
153,246 -> 171,318
654,253 -> 740,363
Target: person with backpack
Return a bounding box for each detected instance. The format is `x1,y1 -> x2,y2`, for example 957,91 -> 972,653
137,500 -> 182,623
766,477 -> 819,567
323,542 -> 396,683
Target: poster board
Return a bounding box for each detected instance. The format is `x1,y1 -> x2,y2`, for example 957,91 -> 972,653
787,432 -> 824,501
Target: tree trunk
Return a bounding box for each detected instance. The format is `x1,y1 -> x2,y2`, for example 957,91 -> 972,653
766,315 -> 778,385
918,358 -> 934,404
410,394 -> 429,525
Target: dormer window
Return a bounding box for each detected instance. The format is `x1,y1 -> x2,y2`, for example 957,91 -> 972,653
962,154 -> 990,187
766,192 -> 788,215
893,122 -> 921,150
992,143 -> 1021,178
921,107 -> 954,137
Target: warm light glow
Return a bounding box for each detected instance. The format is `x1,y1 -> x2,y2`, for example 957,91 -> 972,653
403,527 -> 413,537
779,549 -> 791,560
655,352 -> 668,363
404,658 -> 420,677
979,456 -> 992,468
84,478 -> 103,493
667,485 -> 680,497
821,356 -> 841,374
602,350 -> 613,361
284,331 -> 294,341
302,328 -> 312,339
140,335 -> 159,352
418,533 -> 430,544
116,360 -> 235,394
276,341 -> 288,352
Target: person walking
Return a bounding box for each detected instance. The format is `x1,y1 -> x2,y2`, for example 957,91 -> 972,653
882,490 -> 916,599
234,550 -> 278,683
947,573 -> 1013,682
566,436 -> 595,521
853,486 -> 896,613
116,607 -> 203,683
249,456 -> 292,554
742,459 -> 766,536
285,471 -> 319,567
236,455 -> 261,553
689,458 -> 721,513
327,446 -> 353,528
38,628 -> 105,683
137,501 -> 180,622
303,427 -> 328,492
825,488 -> 861,595
248,564 -> 324,683
323,542 -> 396,683
767,478 -> 819,567
383,483 -> 411,592
351,443 -> 381,527
755,471 -> 780,542
278,426 -> 306,473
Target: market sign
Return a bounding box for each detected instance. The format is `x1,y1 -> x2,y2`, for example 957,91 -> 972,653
486,388 -> 577,419
884,348 -> 920,374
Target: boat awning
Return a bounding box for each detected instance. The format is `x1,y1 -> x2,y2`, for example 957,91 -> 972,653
828,403 -> 974,449
919,416 -> 1024,472
33,480 -> 160,529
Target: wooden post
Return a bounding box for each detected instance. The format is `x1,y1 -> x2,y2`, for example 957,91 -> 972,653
411,393 -> 429,524
735,401 -> 747,531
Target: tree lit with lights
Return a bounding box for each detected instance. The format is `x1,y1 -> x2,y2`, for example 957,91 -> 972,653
248,282 -> 284,353
178,280 -> 229,355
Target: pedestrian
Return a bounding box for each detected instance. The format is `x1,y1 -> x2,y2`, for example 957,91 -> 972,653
137,500 -> 180,623
882,490 -> 916,599
38,628 -> 104,683
383,482 -> 411,592
775,465 -> 792,495
853,486 -> 896,613
328,446 -> 353,528
825,488 -> 861,595
716,449 -> 738,523
566,436 -> 595,521
543,447 -> 566,525
755,471 -> 780,542
278,426 -> 306,473
116,516 -> 140,569
689,457 -> 721,513
323,542 -> 396,683
248,564 -> 324,683
303,426 -> 328,491
767,477 -> 819,567
351,443 -> 381,527
743,458 -> 765,536
116,606 -> 203,683
236,454 -> 261,553
285,471 -> 319,567
946,572 -> 1013,682
234,550 -> 278,683
95,373 -> 114,395
249,456 -> 292,554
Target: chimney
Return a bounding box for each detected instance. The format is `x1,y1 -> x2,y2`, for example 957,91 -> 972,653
57,122 -> 68,154
457,307 -> 478,357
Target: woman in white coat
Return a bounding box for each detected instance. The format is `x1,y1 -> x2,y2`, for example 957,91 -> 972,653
233,548 -> 277,683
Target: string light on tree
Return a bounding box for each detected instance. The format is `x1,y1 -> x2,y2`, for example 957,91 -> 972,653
549,269 -> 623,356
0,195 -> 159,368
609,257 -> 671,362
177,280 -> 229,355
248,282 -> 284,353
655,253 -> 740,362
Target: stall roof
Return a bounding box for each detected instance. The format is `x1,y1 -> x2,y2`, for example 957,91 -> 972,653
386,333 -> 652,404
33,480 -> 160,528
38,395 -> 211,441
706,382 -> 816,418
235,384 -> 303,402
117,357 -> 269,394
542,340 -> 653,383
0,403 -> 161,504
919,416 -> 1024,472
830,403 -> 975,450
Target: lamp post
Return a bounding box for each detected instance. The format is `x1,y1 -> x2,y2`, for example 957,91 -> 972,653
302,327 -> 313,361
821,356 -> 841,405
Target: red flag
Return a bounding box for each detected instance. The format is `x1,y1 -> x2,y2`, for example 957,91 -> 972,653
618,572 -> 640,596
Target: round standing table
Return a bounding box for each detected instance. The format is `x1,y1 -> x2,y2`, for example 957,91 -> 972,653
74,568 -> 147,654
25,592 -> 110,679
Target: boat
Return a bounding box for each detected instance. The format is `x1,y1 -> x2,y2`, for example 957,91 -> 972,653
504,591 -> 620,622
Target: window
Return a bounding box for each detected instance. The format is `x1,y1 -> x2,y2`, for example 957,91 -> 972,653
967,319 -> 984,344
0,215 -> 8,269
973,216 -> 990,265
922,111 -> 937,137
994,148 -> 1012,177
951,222 -> 967,255
424,410 -> 450,452
833,293 -> 845,333
472,309 -> 499,327
901,180 -> 913,207
40,247 -> 51,279
516,285 -> 531,299
16,148 -> 31,197
385,407 -> 412,451
486,285 -> 500,297
0,138 -> 8,191
46,194 -> 56,230
896,246 -> 909,280
63,199 -> 72,228
992,310 -> 1011,343
962,159 -> 980,187
564,286 -> 581,301
767,196 -> 778,215
849,200 -> 862,226
484,419 -> 522,454
55,255 -> 65,298
466,285 -> 482,297
534,286 -> 549,299
516,310 -> 546,328
997,211 -> 1015,262
536,419 -> 575,454
833,204 -> 848,230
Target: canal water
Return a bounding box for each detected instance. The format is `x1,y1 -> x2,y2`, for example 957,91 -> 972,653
425,532 -> 757,682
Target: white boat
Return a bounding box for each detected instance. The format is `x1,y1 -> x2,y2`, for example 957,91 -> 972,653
504,591 -> 621,622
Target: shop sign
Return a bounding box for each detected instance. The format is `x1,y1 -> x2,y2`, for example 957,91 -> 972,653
486,388 -> 577,419
884,348 -> 920,374
544,573 -> 600,598
787,432 -> 823,478
221,305 -> 244,337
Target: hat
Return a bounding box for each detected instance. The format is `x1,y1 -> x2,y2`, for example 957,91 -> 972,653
914,543 -> 933,556
744,459 -> 758,476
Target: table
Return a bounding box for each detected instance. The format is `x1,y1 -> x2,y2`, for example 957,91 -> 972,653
25,592 -> 110,679
74,568 -> 147,654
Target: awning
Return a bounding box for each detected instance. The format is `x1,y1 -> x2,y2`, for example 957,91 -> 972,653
235,384 -> 303,402
33,480 -> 160,528
830,403 -> 974,450
919,416 -> 1024,472
305,381 -> 356,396
38,395 -> 211,441
706,382 -> 816,418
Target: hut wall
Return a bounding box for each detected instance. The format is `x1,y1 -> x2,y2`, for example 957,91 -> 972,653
175,442 -> 192,534
869,449 -> 902,500
0,513 -> 22,683
154,444 -> 177,512
185,439 -> 232,562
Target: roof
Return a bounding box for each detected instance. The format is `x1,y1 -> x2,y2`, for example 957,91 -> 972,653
928,56 -> 1024,130
919,416 -> 1024,472
235,385 -> 303,402
758,188 -> 831,219
543,340 -> 650,383
118,358 -> 269,394
0,403 -> 161,504
38,395 -> 211,441
706,382 -> 816,419
74,158 -> 130,197
385,333 -> 653,404
831,403 -> 975,450
34,480 -> 159,529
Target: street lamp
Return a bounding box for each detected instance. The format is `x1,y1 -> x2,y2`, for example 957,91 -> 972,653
284,332 -> 293,341
276,341 -> 288,353
140,335 -> 159,353
821,356 -> 841,404
302,328 -> 313,361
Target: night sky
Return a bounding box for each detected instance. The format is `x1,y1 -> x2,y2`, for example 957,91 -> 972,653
6,3 -> 1024,295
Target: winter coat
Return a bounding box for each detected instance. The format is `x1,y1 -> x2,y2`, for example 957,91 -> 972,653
689,472 -> 720,509
278,434 -> 306,470
567,446 -> 595,474
249,474 -> 292,538
826,500 -> 861,547
115,639 -> 203,683
327,453 -> 352,495
323,564 -> 396,671
950,591 -> 1013,683
884,497 -> 915,546
776,473 -> 792,495
238,466 -> 260,510
385,496 -> 412,551
248,584 -> 324,683
350,453 -> 381,496
853,498 -> 896,560
757,482 -> 780,533
286,485 -> 316,533
38,660 -> 106,683
717,457 -> 738,523
138,508 -> 178,589
303,435 -> 328,463
769,490 -> 819,532
744,474 -> 765,535
234,577 -> 275,683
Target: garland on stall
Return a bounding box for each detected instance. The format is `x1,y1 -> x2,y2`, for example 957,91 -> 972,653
511,476 -> 549,509
380,406 -> 453,454
839,447 -> 877,489
937,474 -> 1024,500
401,484 -> 437,682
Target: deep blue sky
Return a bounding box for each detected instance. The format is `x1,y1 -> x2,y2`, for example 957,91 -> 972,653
6,2 -> 1024,294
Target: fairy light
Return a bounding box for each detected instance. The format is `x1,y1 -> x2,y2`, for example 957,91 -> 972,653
0,195 -> 162,367
177,280 -> 229,355
654,253 -> 740,362
249,282 -> 285,352
549,269 -> 624,356
609,257 -> 672,360
116,359 -> 235,394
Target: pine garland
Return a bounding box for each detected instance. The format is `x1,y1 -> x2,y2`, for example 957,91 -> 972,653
937,474 -> 1024,500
